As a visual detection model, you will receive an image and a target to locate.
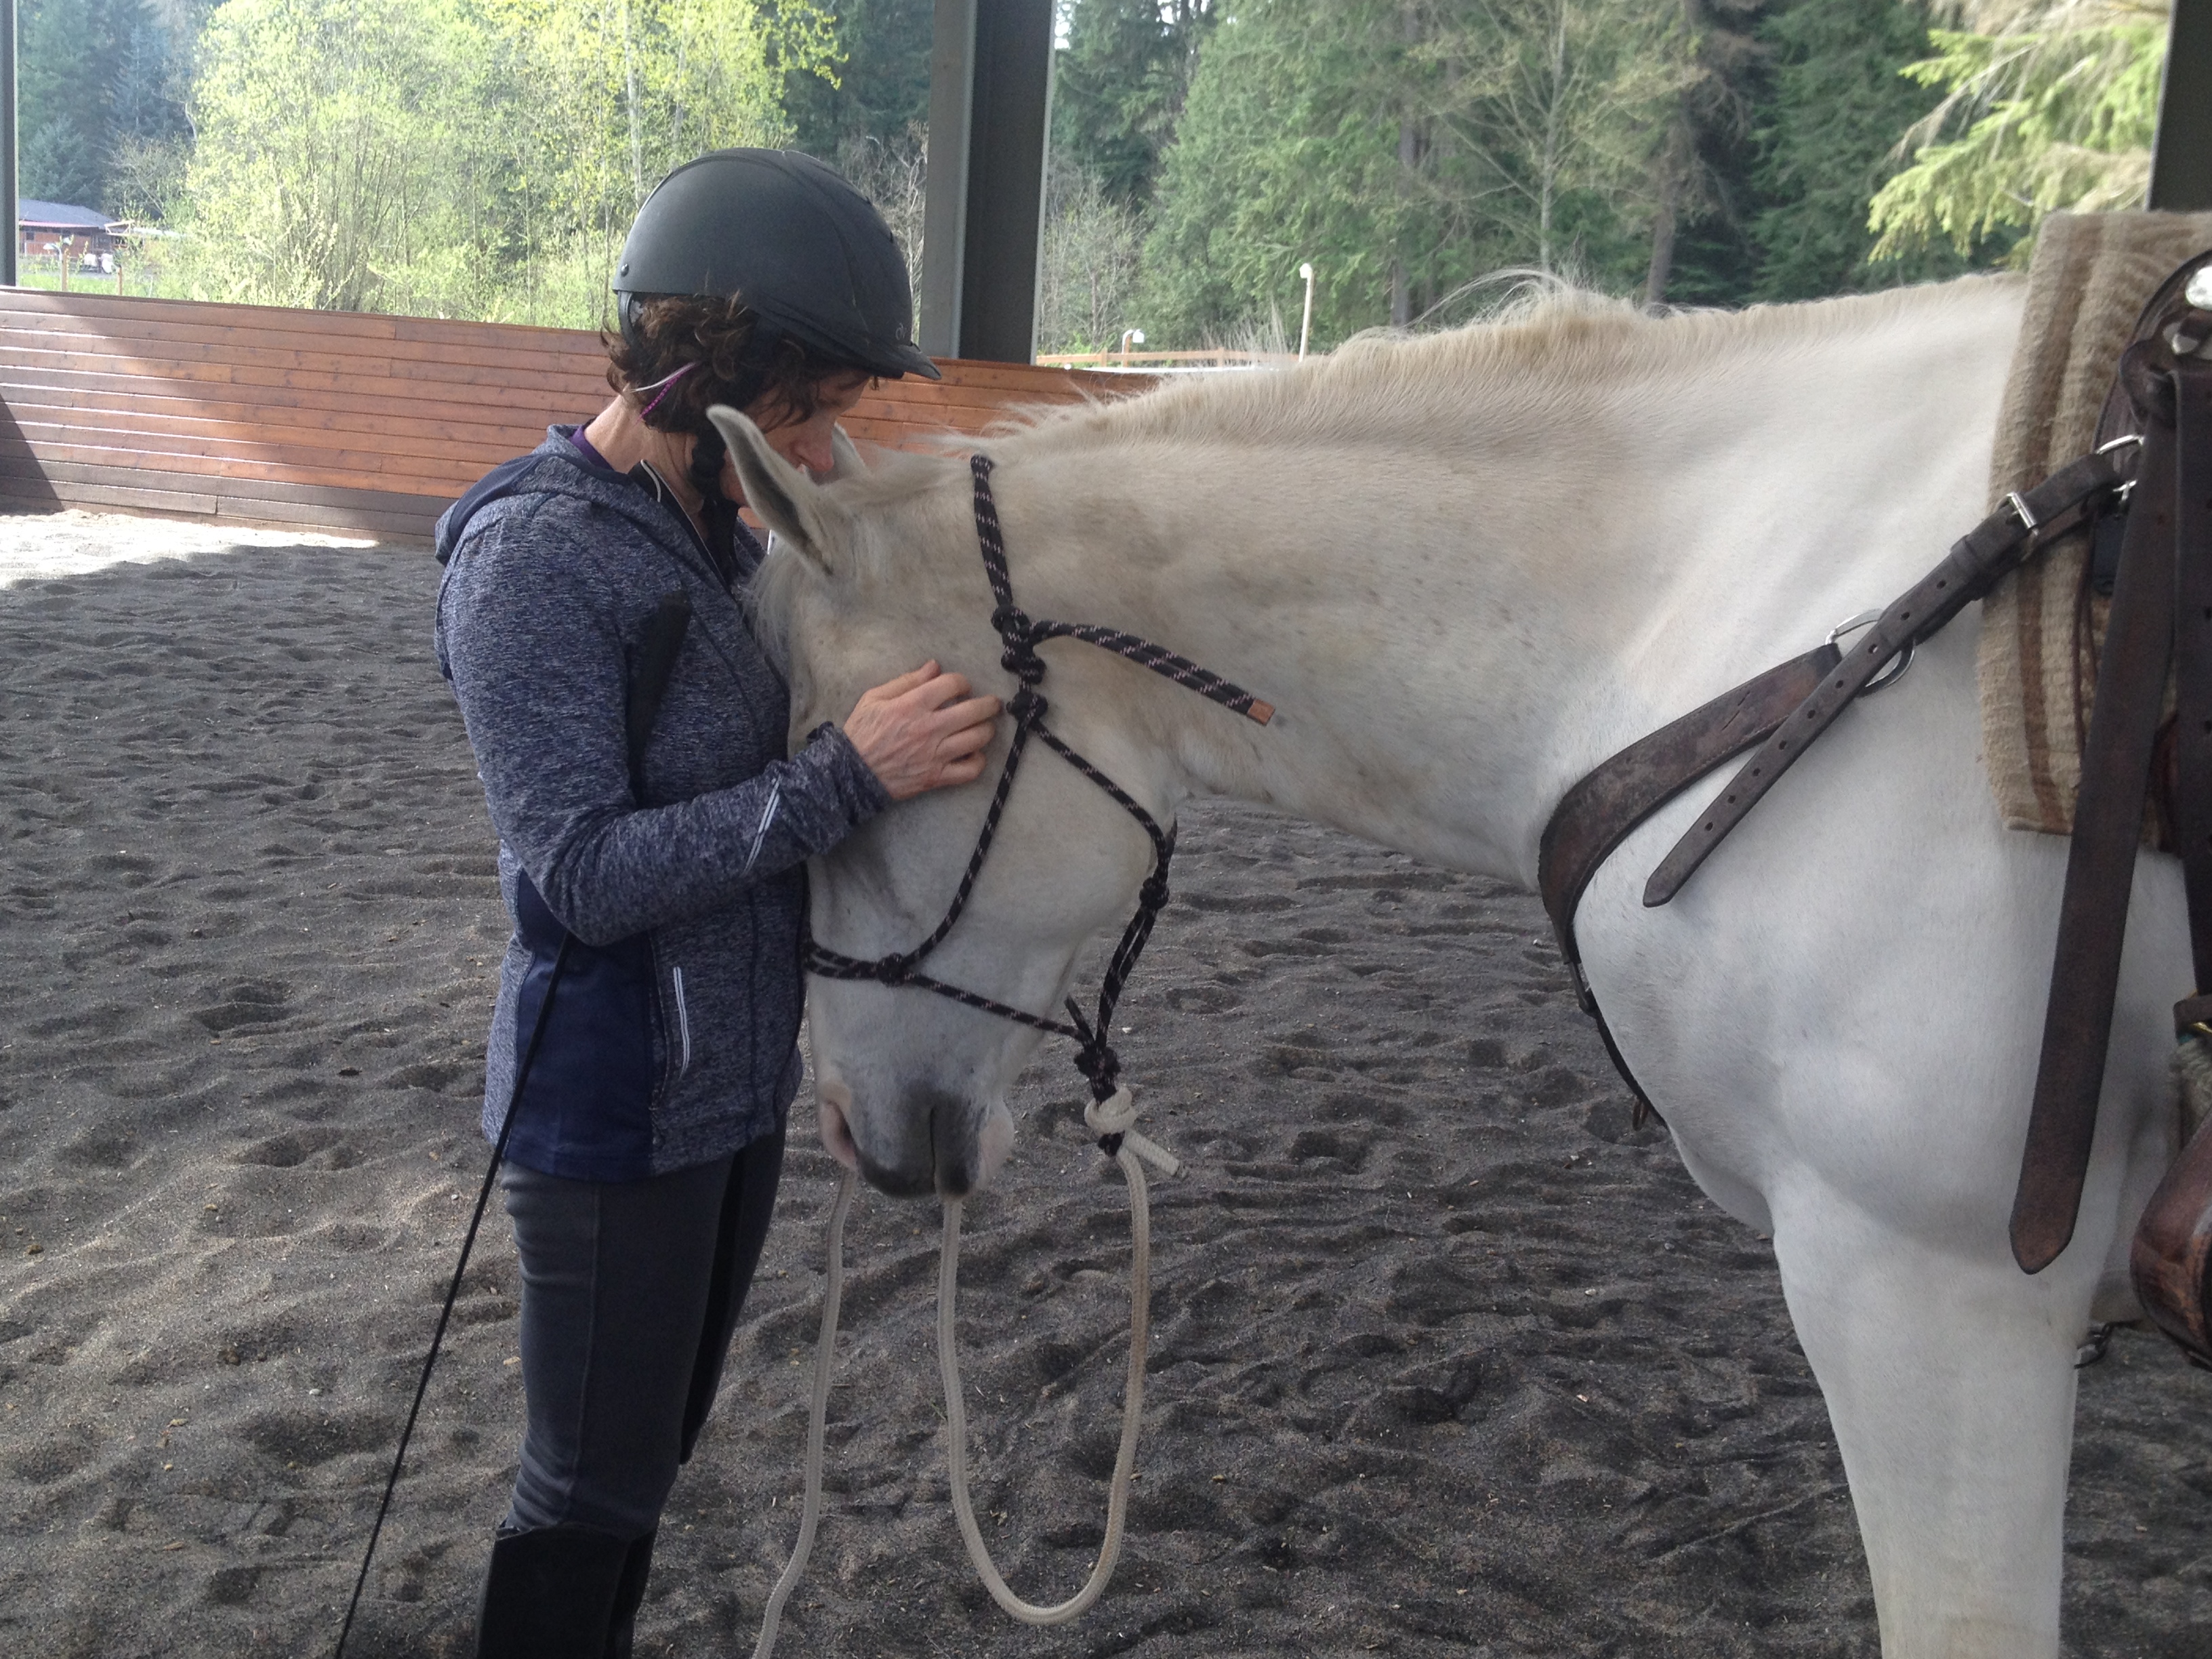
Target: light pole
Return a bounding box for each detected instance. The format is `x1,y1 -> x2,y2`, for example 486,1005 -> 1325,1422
1297,262 -> 1315,361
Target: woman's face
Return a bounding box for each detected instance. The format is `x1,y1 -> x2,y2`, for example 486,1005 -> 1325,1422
743,370 -> 872,478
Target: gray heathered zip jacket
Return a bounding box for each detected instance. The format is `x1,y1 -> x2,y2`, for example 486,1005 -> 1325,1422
433,430 -> 888,1180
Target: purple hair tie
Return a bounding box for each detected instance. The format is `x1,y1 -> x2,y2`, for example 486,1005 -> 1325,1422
638,362 -> 693,418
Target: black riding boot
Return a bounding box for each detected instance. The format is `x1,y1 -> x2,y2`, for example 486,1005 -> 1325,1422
604,1529 -> 657,1658
473,1523 -> 633,1659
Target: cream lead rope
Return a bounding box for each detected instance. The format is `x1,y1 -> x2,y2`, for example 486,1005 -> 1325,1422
751,1089 -> 1179,1655
748,1168 -> 856,1659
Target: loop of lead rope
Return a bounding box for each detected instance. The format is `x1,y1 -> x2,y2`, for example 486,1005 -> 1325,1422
938,1140 -> 1152,1625
752,1116 -> 1163,1652
750,1167 -> 857,1659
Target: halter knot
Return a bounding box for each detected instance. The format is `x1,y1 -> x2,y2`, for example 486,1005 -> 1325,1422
1065,999 -> 1123,1101
1082,1084 -> 1182,1176
1075,1043 -> 1122,1099
1138,870 -> 1171,911
998,631 -> 1046,685
871,956 -> 913,986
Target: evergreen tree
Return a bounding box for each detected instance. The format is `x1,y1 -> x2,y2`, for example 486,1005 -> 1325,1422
1641,0 -> 1767,310
1137,0 -> 1393,348
1141,0 -> 1694,348
1745,0 -> 2001,300
1052,0 -> 1213,208
1866,0 -> 2164,264
19,0 -> 188,212
782,0 -> 932,159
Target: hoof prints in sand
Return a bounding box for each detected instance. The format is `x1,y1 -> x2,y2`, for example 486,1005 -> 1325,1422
0,542 -> 2205,1656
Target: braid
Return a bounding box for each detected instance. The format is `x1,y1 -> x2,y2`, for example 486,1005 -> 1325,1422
687,421 -> 741,577
688,421 -> 728,504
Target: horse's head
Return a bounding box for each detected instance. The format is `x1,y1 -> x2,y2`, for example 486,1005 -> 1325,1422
714,407 -> 1176,1200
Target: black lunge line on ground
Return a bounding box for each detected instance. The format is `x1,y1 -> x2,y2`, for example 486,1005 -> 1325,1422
331,935 -> 575,1659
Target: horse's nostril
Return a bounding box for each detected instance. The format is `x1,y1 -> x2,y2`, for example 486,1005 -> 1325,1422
916,1084 -> 987,1199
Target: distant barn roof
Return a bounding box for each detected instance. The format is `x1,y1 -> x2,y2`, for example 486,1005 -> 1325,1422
19,200 -> 117,231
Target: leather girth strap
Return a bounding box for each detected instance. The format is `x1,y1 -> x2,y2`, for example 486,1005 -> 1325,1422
1537,644 -> 1840,1124
2011,373 -> 2188,1269
2168,355 -> 2212,1027
2011,264 -> 2212,1273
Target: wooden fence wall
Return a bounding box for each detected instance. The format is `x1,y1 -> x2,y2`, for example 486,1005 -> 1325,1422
0,289 -> 1146,541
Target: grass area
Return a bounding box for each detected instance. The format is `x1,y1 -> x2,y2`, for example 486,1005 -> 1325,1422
13,260 -> 194,300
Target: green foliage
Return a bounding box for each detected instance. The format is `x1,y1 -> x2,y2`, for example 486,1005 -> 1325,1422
479,0 -> 834,323
170,0 -> 835,323
782,0 -> 933,158
1744,0 -> 1994,300
1637,0 -> 1768,310
1136,1 -> 1383,348
33,0 -> 2176,338
1868,3 -> 2167,262
19,0 -> 192,213
1052,0 -> 1214,207
1139,0 -> 1698,349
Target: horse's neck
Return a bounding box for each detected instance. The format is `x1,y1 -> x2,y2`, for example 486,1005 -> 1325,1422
1005,281 -> 2026,885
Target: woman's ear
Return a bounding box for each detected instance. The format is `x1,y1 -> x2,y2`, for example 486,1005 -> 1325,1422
708,404 -> 853,573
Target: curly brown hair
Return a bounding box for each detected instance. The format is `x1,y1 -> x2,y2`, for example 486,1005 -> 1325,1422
604,294 -> 861,437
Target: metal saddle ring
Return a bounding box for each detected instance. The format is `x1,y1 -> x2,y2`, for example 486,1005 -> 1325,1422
1826,609 -> 1914,695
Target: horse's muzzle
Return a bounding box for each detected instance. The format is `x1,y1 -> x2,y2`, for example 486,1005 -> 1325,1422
825,1078 -> 1012,1199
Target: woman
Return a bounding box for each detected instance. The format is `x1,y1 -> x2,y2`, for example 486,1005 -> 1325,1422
432,149 -> 998,1657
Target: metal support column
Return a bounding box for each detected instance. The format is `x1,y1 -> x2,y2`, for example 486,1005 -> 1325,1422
1,0 -> 16,286
918,0 -> 975,358
918,0 -> 1053,363
2150,0 -> 2211,211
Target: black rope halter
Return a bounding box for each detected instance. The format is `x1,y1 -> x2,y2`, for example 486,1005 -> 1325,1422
804,453 -> 1274,1153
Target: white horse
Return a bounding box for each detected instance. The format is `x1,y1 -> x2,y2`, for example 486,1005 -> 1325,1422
714,276 -> 2188,1659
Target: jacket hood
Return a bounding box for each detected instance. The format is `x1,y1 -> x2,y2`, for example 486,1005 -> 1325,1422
434,429 -> 699,569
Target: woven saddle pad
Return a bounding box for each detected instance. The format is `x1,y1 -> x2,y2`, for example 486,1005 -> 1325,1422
1977,209 -> 2212,838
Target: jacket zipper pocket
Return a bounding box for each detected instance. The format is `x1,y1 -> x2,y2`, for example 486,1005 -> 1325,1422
672,965 -> 693,1076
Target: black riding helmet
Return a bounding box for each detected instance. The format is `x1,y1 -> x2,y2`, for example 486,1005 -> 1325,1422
613,148 -> 938,382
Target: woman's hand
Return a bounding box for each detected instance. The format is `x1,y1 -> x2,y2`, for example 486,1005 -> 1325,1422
843,663 -> 1002,801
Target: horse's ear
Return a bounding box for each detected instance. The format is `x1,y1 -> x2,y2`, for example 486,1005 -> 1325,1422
708,404 -> 851,573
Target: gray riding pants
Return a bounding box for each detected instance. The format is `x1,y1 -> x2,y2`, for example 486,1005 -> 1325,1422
499,1131 -> 785,1538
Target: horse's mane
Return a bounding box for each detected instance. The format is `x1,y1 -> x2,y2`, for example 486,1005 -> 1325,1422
751,274 -> 2020,654
994,274 -> 2019,459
